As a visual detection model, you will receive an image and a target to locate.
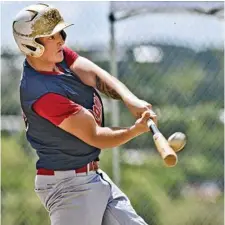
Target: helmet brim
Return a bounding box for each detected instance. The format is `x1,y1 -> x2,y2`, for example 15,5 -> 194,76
39,21 -> 74,38
51,21 -> 74,35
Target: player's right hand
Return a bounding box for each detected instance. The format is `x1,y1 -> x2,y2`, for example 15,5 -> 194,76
134,110 -> 157,133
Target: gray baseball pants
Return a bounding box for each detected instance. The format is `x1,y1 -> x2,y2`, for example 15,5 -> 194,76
35,169 -> 148,225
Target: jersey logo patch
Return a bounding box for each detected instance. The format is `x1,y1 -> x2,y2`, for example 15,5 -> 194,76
89,93 -> 102,126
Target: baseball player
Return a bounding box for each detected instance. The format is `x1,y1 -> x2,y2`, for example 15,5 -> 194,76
13,3 -> 157,225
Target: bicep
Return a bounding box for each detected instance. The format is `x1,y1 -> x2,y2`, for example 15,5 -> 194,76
58,107 -> 99,147
33,93 -> 100,147
70,57 -> 122,100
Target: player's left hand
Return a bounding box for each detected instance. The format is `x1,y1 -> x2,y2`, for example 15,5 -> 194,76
124,98 -> 157,124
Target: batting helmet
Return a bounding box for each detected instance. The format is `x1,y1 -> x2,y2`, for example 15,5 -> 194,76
12,3 -> 73,57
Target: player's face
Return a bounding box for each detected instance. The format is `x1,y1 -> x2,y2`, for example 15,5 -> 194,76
37,32 -> 65,63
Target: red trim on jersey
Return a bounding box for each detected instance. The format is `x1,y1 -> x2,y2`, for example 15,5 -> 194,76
33,93 -> 83,125
63,46 -> 79,67
37,70 -> 62,75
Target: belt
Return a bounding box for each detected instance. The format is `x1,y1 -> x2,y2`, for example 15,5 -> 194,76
37,161 -> 99,176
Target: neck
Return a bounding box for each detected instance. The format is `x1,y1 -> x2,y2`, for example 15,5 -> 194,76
26,56 -> 56,72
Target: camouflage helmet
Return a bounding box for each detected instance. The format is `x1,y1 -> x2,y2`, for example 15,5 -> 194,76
12,3 -> 73,57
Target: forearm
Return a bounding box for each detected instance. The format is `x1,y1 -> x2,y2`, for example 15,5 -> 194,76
94,125 -> 142,149
58,106 -> 150,149
95,68 -> 139,103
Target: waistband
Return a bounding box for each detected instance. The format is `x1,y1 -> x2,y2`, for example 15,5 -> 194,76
37,161 -> 99,176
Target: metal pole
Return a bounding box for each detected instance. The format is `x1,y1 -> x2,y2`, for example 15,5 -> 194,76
109,12 -> 120,186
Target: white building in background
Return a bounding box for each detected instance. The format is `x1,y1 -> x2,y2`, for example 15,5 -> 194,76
180,182 -> 222,203
1,116 -> 23,133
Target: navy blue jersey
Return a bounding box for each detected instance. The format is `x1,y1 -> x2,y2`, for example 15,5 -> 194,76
20,57 -> 104,170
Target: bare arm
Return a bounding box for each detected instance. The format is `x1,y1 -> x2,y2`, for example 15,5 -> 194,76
58,107 -> 150,149
70,56 -> 139,102
70,56 -> 156,121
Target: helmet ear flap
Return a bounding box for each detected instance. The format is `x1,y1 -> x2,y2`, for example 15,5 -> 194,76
60,30 -> 67,41
25,40 -> 45,57
23,44 -> 37,52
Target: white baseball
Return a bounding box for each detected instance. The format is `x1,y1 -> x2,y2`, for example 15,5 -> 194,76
168,132 -> 186,152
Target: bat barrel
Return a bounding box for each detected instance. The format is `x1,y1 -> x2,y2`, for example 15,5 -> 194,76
153,132 -> 178,167
163,154 -> 178,167
147,118 -> 178,167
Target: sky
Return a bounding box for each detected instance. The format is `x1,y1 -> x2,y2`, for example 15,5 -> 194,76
1,1 -> 224,53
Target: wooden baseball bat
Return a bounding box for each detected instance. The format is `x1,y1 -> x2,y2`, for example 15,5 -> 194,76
147,119 -> 178,167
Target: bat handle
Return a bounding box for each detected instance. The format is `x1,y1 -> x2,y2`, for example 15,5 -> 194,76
147,119 -> 159,135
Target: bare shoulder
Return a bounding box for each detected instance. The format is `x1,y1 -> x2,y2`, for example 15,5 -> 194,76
69,56 -> 97,87
69,56 -> 121,100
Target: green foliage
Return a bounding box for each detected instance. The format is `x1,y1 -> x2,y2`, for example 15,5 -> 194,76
100,150 -> 224,225
2,112 -> 224,225
2,135 -> 50,225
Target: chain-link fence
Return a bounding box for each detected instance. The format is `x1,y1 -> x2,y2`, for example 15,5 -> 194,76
109,43 -> 224,225
2,2 -> 224,225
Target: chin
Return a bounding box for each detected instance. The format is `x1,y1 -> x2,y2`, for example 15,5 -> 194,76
55,54 -> 64,63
